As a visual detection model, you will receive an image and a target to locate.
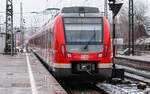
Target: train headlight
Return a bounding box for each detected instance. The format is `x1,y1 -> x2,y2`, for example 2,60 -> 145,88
79,13 -> 85,17
67,53 -> 72,57
98,53 -> 103,57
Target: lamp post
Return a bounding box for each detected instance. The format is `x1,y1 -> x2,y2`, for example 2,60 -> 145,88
129,0 -> 134,56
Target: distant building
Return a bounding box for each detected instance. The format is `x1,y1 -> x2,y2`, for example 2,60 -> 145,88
0,32 -> 6,52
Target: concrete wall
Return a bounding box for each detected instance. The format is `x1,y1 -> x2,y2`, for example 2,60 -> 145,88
0,33 -> 5,52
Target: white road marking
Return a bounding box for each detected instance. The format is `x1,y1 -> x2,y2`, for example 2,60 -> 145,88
26,53 -> 38,94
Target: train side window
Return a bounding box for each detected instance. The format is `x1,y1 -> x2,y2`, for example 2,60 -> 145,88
46,33 -> 48,48
41,35 -> 43,48
44,34 -> 46,48
42,35 -> 44,48
41,35 -> 42,48
39,36 -> 40,48
44,34 -> 45,48
48,32 -> 50,48
40,36 -> 41,48
43,32 -> 46,49
49,32 -> 51,49
46,32 -> 48,45
44,33 -> 45,47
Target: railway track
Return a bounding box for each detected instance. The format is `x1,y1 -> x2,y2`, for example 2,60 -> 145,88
116,56 -> 150,64
60,63 -> 150,94
55,74 -> 109,94
33,51 -> 109,94
116,64 -> 150,85
95,63 -> 150,94
34,51 -> 150,94
62,81 -> 108,94
116,56 -> 150,71
116,56 -> 150,84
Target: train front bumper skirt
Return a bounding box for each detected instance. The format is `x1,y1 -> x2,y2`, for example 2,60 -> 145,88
53,63 -> 112,78
53,63 -> 112,68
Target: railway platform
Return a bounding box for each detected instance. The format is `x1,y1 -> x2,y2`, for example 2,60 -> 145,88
116,55 -> 150,62
116,55 -> 150,72
0,52 -> 67,94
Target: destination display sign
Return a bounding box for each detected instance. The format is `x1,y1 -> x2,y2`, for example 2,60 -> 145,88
63,17 -> 102,24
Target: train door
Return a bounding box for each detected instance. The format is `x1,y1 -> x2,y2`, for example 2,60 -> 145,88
39,36 -> 41,56
46,32 -> 49,63
49,28 -> 52,67
44,33 -> 46,58
48,31 -> 51,65
49,27 -> 54,69
42,34 -> 44,57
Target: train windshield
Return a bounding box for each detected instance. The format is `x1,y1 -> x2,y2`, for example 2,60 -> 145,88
63,17 -> 103,44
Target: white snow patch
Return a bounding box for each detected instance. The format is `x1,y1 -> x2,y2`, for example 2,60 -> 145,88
97,83 -> 150,94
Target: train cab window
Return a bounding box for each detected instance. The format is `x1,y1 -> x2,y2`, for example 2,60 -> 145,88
63,17 -> 103,44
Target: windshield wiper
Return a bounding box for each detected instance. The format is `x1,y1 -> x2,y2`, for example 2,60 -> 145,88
83,29 -> 96,50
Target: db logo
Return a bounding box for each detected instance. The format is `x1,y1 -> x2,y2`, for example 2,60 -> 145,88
81,55 -> 89,60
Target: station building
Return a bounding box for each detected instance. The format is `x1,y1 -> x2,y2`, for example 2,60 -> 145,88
0,32 -> 6,52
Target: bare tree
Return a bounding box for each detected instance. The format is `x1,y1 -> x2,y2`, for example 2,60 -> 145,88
134,1 -> 149,39
117,6 -> 129,43
116,1 -> 149,43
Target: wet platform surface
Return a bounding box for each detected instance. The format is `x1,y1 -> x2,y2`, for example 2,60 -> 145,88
116,55 -> 150,62
116,55 -> 150,71
0,53 -> 66,94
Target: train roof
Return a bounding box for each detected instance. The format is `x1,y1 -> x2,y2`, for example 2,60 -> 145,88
61,7 -> 103,18
61,7 -> 100,13
29,7 -> 103,40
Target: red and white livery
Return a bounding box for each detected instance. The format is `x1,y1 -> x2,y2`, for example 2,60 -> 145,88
28,7 -> 112,80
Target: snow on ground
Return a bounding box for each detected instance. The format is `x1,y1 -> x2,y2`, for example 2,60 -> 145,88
97,83 -> 150,94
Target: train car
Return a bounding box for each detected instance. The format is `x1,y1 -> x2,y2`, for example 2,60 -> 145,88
28,7 -> 112,81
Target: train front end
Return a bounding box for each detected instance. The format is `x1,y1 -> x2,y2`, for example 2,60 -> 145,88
53,7 -> 112,80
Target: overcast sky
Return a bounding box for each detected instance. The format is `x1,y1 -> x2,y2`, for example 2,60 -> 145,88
0,0 -> 150,27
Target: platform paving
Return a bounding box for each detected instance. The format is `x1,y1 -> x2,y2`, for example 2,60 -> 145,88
0,53 -> 67,94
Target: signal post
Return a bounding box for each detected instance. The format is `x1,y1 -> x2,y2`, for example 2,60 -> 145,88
108,0 -> 124,80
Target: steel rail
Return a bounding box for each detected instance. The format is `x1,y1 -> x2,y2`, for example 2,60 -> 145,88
116,56 -> 150,64
116,64 -> 150,85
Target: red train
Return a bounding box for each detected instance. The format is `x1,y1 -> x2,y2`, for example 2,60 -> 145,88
28,7 -> 112,80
